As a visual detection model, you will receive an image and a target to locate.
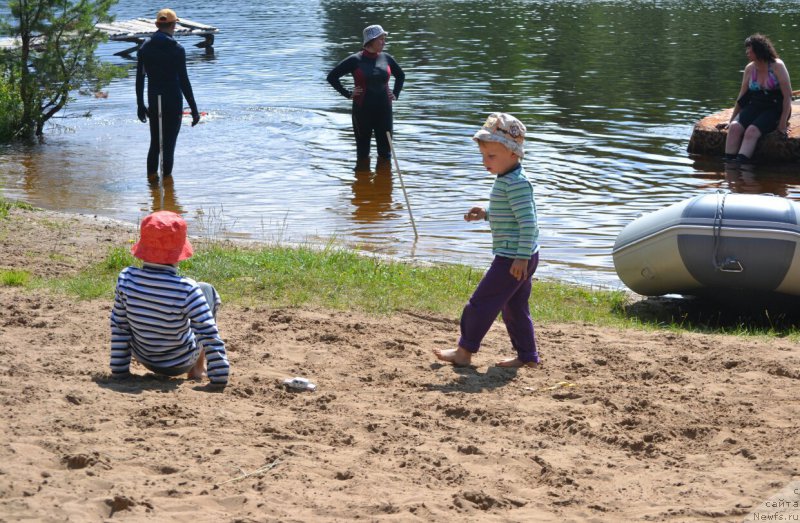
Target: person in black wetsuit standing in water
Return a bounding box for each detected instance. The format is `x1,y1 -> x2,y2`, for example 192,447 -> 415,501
327,24 -> 405,169
136,8 -> 200,180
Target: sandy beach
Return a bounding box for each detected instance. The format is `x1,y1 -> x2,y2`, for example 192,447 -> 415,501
1,206 -> 799,522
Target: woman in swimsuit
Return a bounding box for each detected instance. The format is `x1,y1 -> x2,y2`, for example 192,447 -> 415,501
327,25 -> 405,168
716,34 -> 792,163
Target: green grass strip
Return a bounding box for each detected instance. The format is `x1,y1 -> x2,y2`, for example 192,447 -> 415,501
0,198 -> 35,220
13,241 -> 800,339
34,244 -> 627,321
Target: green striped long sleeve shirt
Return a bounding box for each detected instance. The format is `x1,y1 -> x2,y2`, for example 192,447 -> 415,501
487,164 -> 539,259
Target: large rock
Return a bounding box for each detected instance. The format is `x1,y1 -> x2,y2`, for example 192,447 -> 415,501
687,100 -> 800,162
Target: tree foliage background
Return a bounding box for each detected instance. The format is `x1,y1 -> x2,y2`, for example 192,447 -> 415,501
0,0 -> 124,140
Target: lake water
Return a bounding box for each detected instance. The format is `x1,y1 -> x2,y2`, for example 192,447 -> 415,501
2,0 -> 800,289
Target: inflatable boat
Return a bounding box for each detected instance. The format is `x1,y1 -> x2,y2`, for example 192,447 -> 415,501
612,193 -> 800,297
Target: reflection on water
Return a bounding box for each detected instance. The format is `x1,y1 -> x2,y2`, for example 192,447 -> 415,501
690,157 -> 796,197
2,0 -> 800,289
147,174 -> 185,214
719,164 -> 792,197
351,157 -> 395,225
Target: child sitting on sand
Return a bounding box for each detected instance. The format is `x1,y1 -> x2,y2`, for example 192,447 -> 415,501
434,112 -> 541,368
109,211 -> 230,386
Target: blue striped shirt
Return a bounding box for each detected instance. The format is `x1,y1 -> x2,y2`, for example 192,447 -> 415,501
488,164 -> 539,259
110,263 -> 230,385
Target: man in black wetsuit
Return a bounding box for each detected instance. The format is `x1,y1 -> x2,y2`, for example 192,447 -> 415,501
136,8 -> 200,179
327,24 -> 405,166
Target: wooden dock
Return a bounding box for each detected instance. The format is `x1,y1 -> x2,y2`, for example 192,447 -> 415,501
688,95 -> 800,163
0,35 -> 44,51
1,18 -> 217,56
95,18 -> 219,56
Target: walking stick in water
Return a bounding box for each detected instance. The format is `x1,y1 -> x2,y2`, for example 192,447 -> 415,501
386,131 -> 418,240
157,95 -> 164,211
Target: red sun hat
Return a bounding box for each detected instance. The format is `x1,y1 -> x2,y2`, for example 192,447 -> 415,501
131,211 -> 193,264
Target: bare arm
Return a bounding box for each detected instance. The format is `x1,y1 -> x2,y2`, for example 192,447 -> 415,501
775,59 -> 793,134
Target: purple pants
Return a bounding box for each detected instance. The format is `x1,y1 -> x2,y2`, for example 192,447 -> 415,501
459,253 -> 540,364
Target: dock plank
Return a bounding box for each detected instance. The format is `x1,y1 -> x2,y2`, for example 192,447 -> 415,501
107,20 -> 155,36
0,35 -> 45,50
173,19 -> 218,31
97,17 -> 218,41
2,17 -> 218,54
95,23 -> 129,36
131,17 -> 217,34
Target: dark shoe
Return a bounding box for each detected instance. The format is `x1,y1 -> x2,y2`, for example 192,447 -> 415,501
723,153 -> 737,161
735,154 -> 754,164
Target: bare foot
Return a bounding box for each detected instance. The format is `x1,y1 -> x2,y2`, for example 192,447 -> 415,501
187,369 -> 207,381
433,347 -> 473,367
495,357 -> 539,368
187,352 -> 207,380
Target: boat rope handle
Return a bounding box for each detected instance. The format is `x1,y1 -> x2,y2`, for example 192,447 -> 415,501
712,191 -> 725,268
712,191 -> 744,273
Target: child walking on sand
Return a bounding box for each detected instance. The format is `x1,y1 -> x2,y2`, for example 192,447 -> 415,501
109,211 -> 230,385
434,112 -> 540,368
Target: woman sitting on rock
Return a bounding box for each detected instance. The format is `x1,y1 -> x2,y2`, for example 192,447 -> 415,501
716,33 -> 792,163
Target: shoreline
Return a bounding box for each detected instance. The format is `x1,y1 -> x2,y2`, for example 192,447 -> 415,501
1,196 -> 627,292
1,203 -> 799,521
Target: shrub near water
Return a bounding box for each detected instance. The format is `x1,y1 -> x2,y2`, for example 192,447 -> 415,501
0,70 -> 23,141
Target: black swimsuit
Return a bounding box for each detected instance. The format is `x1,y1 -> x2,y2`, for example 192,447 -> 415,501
736,63 -> 784,135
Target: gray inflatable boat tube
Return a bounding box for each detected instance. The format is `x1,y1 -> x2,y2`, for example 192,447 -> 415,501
612,193 -> 800,297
